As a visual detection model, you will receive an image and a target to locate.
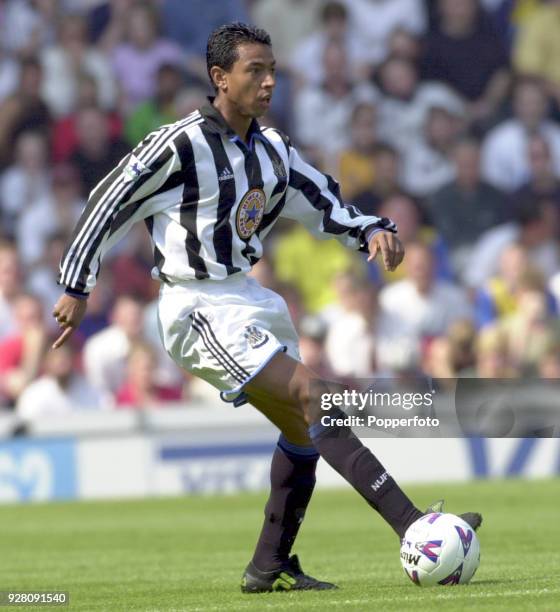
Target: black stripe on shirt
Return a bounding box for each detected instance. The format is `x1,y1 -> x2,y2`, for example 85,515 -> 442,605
144,215 -> 167,278
289,169 -> 352,236
256,137 -> 288,236
175,131 -> 209,279
201,127 -> 240,276
259,137 -> 288,198
107,169 -> 186,239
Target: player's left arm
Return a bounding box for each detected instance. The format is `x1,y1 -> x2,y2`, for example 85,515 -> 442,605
278,139 -> 403,271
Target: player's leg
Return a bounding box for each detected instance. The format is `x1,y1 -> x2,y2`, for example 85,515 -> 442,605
240,394 -> 337,592
245,352 -> 425,539
248,395 -> 318,572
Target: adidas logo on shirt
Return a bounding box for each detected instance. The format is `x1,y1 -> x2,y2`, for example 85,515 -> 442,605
218,167 -> 234,182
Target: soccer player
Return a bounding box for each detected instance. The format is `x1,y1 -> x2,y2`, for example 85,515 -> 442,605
52,23 -> 481,593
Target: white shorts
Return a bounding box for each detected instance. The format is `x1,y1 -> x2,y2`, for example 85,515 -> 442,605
157,274 -> 301,405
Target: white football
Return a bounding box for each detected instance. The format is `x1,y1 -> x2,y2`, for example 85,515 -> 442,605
400,512 -> 480,586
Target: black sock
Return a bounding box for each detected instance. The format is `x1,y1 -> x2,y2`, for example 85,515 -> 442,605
251,435 -> 319,571
309,411 -> 422,538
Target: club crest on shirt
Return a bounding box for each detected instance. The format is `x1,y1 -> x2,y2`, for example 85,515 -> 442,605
236,188 -> 266,240
244,325 -> 269,349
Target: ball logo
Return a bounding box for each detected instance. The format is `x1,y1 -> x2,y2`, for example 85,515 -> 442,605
455,526 -> 473,556
416,540 -> 443,563
404,568 -> 420,585
438,563 -> 463,586
401,551 -> 421,566
236,188 -> 265,240
425,512 -> 442,524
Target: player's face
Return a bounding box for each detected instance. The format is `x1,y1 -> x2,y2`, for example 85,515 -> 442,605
222,43 -> 276,117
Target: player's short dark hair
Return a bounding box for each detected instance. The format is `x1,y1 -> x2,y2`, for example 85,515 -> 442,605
206,22 -> 271,90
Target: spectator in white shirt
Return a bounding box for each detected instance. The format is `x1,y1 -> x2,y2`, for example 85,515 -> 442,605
377,243 -> 472,369
376,55 -> 465,154
41,13 -> 117,117
293,40 -> 377,167
325,272 -> 378,378
0,50 -> 20,104
290,1 -> 366,87
253,0 -> 322,70
464,200 -> 560,289
1,0 -> 57,55
17,341 -> 103,421
0,130 -> 50,237
16,164 -> 84,268
481,77 -> 560,192
402,104 -> 465,197
83,294 -> 146,398
344,0 -> 426,67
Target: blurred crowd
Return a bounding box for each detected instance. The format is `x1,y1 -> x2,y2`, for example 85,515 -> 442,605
2,0 -> 560,419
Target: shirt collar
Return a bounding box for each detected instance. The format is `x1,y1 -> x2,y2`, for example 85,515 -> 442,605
200,96 -> 262,143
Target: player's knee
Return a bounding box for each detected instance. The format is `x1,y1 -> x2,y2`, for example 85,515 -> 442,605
289,373 -> 333,425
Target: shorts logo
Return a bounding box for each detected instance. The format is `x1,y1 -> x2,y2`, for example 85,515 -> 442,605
236,188 -> 265,240
245,325 -> 269,349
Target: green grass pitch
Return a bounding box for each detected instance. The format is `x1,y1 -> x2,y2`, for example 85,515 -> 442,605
0,479 -> 558,611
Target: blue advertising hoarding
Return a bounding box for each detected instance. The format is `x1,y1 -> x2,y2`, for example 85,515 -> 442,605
0,437 -> 77,503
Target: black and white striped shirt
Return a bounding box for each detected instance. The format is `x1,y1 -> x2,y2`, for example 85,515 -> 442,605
59,100 -> 396,294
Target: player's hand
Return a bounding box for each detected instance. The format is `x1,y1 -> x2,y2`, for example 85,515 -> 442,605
51,293 -> 88,349
367,231 -> 405,271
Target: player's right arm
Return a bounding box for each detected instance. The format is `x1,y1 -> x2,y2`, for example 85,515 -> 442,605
52,127 -> 185,348
51,293 -> 88,349
58,130 -> 181,296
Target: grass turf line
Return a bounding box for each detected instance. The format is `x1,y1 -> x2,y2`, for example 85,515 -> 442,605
0,479 -> 558,611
